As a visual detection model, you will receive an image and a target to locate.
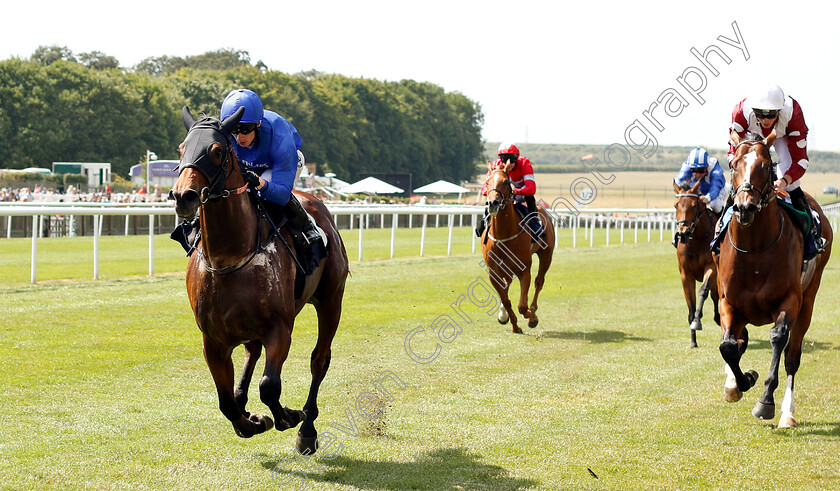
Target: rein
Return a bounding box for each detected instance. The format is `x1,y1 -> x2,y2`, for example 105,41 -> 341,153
726,207 -> 785,254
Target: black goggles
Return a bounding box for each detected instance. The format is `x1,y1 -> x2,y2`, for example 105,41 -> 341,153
753,109 -> 779,120
233,123 -> 258,135
499,154 -> 518,163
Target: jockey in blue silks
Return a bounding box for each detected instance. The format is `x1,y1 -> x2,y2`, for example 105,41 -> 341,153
220,89 -> 322,248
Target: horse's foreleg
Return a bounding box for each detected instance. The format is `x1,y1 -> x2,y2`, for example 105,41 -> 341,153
234,341 -> 262,415
752,312 -> 791,420
680,272 -> 698,348
260,324 -> 306,433
694,269 -> 715,330
203,336 -> 272,438
296,296 -> 343,455
719,302 -> 757,402
490,272 -> 520,333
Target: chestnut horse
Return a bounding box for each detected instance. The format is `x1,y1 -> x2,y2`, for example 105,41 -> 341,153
673,180 -> 719,348
716,137 -> 832,428
481,163 -> 556,333
169,106 -> 349,453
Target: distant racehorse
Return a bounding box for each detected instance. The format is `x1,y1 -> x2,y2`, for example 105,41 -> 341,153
169,106 -> 349,453
481,162 -> 555,333
673,180 -> 719,348
716,137 -> 832,428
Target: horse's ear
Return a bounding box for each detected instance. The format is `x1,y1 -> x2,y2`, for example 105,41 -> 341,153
487,160 -> 493,171
673,181 -> 682,193
182,106 -> 197,130
690,179 -> 702,193
220,107 -> 245,134
730,130 -> 741,147
504,161 -> 515,174
764,128 -> 777,148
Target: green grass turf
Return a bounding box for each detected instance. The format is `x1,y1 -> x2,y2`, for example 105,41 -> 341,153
0,231 -> 839,489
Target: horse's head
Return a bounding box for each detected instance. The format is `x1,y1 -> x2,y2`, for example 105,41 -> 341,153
168,106 -> 244,220
484,161 -> 514,216
673,180 -> 704,244
730,137 -> 775,226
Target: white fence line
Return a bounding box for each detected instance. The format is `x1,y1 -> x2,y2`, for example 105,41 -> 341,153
2,202 -> 838,283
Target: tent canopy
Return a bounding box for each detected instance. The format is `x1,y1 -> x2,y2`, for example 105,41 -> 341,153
340,176 -> 404,194
412,180 -> 470,194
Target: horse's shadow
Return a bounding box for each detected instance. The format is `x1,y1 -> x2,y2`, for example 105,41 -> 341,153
540,329 -> 652,344
260,446 -> 539,490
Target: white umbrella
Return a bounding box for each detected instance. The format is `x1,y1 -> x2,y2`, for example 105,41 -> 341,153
341,176 -> 404,195
413,180 -> 471,202
413,180 -> 470,194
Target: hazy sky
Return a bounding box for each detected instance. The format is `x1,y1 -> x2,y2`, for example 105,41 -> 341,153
4,0 -> 839,156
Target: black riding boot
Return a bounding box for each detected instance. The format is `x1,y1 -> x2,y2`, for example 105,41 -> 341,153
284,194 -> 322,248
475,207 -> 488,237
524,195 -> 543,237
789,187 -> 825,260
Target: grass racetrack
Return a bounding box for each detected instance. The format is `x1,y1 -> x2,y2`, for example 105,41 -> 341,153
1,227 -> 839,489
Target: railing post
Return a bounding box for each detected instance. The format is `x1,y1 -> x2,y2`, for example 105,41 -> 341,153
148,214 -> 155,276
390,213 -> 397,259
30,216 -> 38,283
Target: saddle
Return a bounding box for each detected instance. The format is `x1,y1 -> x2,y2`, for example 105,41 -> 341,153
169,200 -> 329,281
777,198 -> 824,262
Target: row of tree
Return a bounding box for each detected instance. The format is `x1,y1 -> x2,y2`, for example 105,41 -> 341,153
0,47 -> 485,185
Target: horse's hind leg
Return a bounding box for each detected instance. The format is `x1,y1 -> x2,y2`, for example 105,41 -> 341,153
203,336 -> 273,438
260,323 -> 306,434
297,295 -> 343,455
778,294 -> 817,428
234,341 -> 262,415
528,248 -> 553,328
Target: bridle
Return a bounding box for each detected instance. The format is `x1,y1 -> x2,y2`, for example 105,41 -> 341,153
175,120 -> 248,204
674,193 -> 713,242
730,140 -> 776,213
485,169 -> 527,243
485,169 -> 512,211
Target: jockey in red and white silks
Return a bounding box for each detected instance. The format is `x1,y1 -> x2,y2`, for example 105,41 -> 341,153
728,86 -> 809,190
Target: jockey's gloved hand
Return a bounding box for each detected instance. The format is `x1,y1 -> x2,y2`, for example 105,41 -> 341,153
243,171 -> 261,190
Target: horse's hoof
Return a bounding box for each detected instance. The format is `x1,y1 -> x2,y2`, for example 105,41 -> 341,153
528,319 -> 539,328
751,401 -> 775,420
724,386 -> 743,402
296,432 -> 319,455
690,341 -> 698,349
497,309 -> 509,324
745,370 -> 759,389
250,413 -> 274,432
778,412 -> 797,429
690,320 -> 702,331
512,327 -> 523,334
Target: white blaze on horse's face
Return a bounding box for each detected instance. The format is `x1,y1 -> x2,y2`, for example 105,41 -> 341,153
742,150 -> 758,181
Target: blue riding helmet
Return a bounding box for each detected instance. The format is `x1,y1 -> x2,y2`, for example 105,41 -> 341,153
220,89 -> 264,124
685,147 -> 710,170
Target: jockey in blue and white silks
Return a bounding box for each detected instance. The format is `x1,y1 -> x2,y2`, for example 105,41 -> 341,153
674,147 -> 727,214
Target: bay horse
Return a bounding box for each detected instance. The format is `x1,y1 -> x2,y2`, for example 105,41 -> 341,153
716,136 -> 832,428
673,180 -> 719,348
168,106 -> 349,453
481,162 -> 556,333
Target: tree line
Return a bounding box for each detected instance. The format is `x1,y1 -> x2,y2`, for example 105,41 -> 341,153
0,47 -> 485,185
